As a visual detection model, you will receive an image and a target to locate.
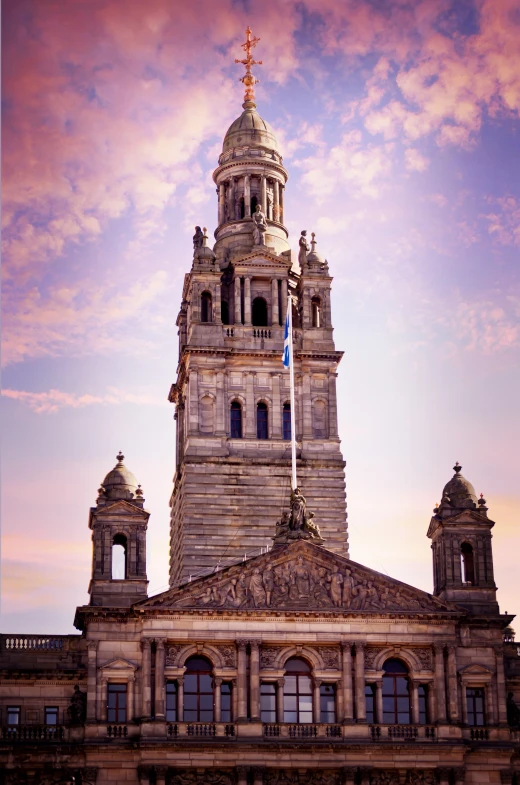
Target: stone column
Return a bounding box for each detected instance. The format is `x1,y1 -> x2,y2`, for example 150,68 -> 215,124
313,678 -> 321,723
276,678 -> 285,723
244,277 -> 252,325
245,373 -> 255,437
177,677 -> 184,722
336,679 -> 344,722
272,278 -> 279,326
495,646 -> 508,725
342,769 -> 357,785
155,766 -> 168,785
279,184 -> 284,223
218,182 -> 225,224
355,643 -> 367,722
485,683 -> 496,725
100,677 -> 108,722
273,180 -> 280,222
188,370 -> 199,434
127,676 -> 134,722
138,766 -> 150,785
141,639 -> 152,718
228,177 -> 235,220
328,374 -> 339,438
250,642 -> 260,721
461,684 -> 468,725
232,678 -> 238,721
447,645 -> 459,721
214,677 -> 222,722
86,641 -> 98,721
281,279 -> 288,324
375,681 -> 383,724
411,680 -> 420,725
272,374 -> 282,438
155,640 -> 166,719
342,643 -> 354,723
215,283 -> 222,324
237,640 -> 248,721
261,175 -> 267,213
427,681 -> 435,724
434,644 -> 447,722
237,768 -> 248,785
234,276 -> 242,325
216,371 -> 225,436
244,175 -> 251,217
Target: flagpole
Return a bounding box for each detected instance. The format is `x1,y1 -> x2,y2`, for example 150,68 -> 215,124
288,295 -> 297,490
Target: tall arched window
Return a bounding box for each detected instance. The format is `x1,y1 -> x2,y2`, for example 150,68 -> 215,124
230,401 -> 242,439
201,292 -> 212,323
252,297 -> 268,326
311,296 -> 321,328
283,658 -> 312,723
183,656 -> 214,722
112,534 -> 127,579
257,402 -> 268,440
282,403 -> 291,441
382,659 -> 410,724
461,542 -> 475,584
313,400 -> 328,438
251,195 -> 258,214
221,300 -> 229,325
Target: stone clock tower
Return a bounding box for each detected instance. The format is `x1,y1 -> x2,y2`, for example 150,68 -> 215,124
168,30 -> 348,584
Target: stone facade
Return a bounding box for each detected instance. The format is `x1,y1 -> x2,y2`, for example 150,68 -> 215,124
1,33 -> 519,785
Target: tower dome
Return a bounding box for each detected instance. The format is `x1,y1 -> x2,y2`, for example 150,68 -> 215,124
441,462 -> 478,510
100,451 -> 139,501
222,107 -> 280,157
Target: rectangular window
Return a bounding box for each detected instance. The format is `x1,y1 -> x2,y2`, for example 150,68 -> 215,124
365,685 -> 375,724
7,707 -> 20,726
45,707 -> 58,725
107,683 -> 127,723
260,683 -> 277,723
221,682 -> 232,722
166,681 -> 177,722
467,687 -> 485,726
418,685 -> 427,724
320,684 -> 336,723
283,405 -> 291,441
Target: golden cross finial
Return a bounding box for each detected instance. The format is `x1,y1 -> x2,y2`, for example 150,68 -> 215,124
235,26 -> 263,108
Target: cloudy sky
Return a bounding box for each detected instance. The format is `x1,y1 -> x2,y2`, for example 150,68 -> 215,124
2,0 -> 519,633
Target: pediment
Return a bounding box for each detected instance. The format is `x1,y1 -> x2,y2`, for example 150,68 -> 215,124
99,657 -> 137,672
232,249 -> 290,270
458,663 -> 494,675
137,540 -> 459,615
91,500 -> 149,519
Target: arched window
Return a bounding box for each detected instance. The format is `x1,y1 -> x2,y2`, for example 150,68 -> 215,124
252,297 -> 268,326
230,401 -> 242,439
221,300 -> 229,325
239,197 -> 245,219
382,659 -> 410,724
313,400 -> 328,439
183,656 -> 213,722
257,402 -> 268,440
311,296 -> 321,328
112,534 -> 127,579
282,403 -> 291,441
461,542 -> 475,584
200,395 -> 214,434
251,195 -> 258,214
201,292 -> 212,323
283,658 -> 312,723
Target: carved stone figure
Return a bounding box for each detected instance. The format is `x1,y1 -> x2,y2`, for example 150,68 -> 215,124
329,565 -> 343,607
250,568 -> 267,607
343,569 -> 354,606
66,685 -> 86,725
263,564 -> 274,606
370,772 -> 400,785
298,230 -> 310,267
193,226 -> 204,251
293,555 -> 311,598
289,487 -> 306,531
366,580 -> 383,610
406,771 -> 437,785
352,579 -> 368,610
252,203 -> 267,245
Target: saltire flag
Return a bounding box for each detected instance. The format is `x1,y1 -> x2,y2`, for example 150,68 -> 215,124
283,309 -> 290,368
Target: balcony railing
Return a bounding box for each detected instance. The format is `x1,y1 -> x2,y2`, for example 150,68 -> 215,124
107,725 -> 127,738
469,727 -> 489,741
2,725 -> 64,741
370,725 -> 437,741
2,636 -> 65,651
167,722 -> 236,739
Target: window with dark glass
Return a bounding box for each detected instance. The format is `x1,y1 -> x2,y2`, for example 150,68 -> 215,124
365,684 -> 376,723
261,683 -> 277,722
382,659 -> 410,724
7,707 -> 20,726
201,292 -> 212,323
257,402 -> 268,440
45,707 -> 58,725
283,403 -> 291,441
283,658 -> 313,724
320,684 -> 336,723
230,401 -> 242,439
418,684 -> 428,724
461,542 -> 475,584
311,297 -> 321,328
107,684 -> 127,723
166,681 -> 177,722
183,656 -> 214,722
467,687 -> 485,726
252,297 -> 268,326
221,682 -> 232,722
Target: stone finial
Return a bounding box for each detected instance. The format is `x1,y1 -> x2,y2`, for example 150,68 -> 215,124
453,461 -> 462,474
433,502 -> 439,513
117,451 -> 124,463
135,484 -> 144,498
310,232 -> 317,254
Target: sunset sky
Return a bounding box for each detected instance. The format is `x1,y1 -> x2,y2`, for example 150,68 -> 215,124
2,0 -> 519,633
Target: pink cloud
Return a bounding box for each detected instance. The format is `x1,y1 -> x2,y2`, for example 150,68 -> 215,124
404,147 -> 430,172
2,386 -> 162,414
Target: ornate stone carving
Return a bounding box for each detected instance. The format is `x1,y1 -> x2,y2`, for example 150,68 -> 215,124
252,204 -> 267,245
193,226 -> 204,251
298,230 -> 310,267
215,644 -> 237,667
260,646 -> 281,668
66,684 -> 86,725
364,648 -> 379,669
273,488 -> 324,546
317,647 -> 340,668
405,772 -> 437,785
265,773 -> 340,785
165,644 -> 185,666
411,648 -> 433,670
370,773 -> 400,785
169,772 -> 235,785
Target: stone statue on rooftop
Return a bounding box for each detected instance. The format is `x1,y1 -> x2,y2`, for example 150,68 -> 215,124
298,230 -> 310,267
193,226 -> 204,251
252,203 -> 267,245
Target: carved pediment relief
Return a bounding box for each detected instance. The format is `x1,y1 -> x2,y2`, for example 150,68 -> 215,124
138,541 -> 456,614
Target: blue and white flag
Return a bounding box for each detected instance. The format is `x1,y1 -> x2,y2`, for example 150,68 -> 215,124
283,309 -> 290,368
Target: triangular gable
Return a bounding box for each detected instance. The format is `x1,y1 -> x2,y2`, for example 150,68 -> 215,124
136,540 -> 460,615
232,249 -> 290,269
99,657 -> 137,672
458,663 -> 494,675
91,500 -> 149,518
